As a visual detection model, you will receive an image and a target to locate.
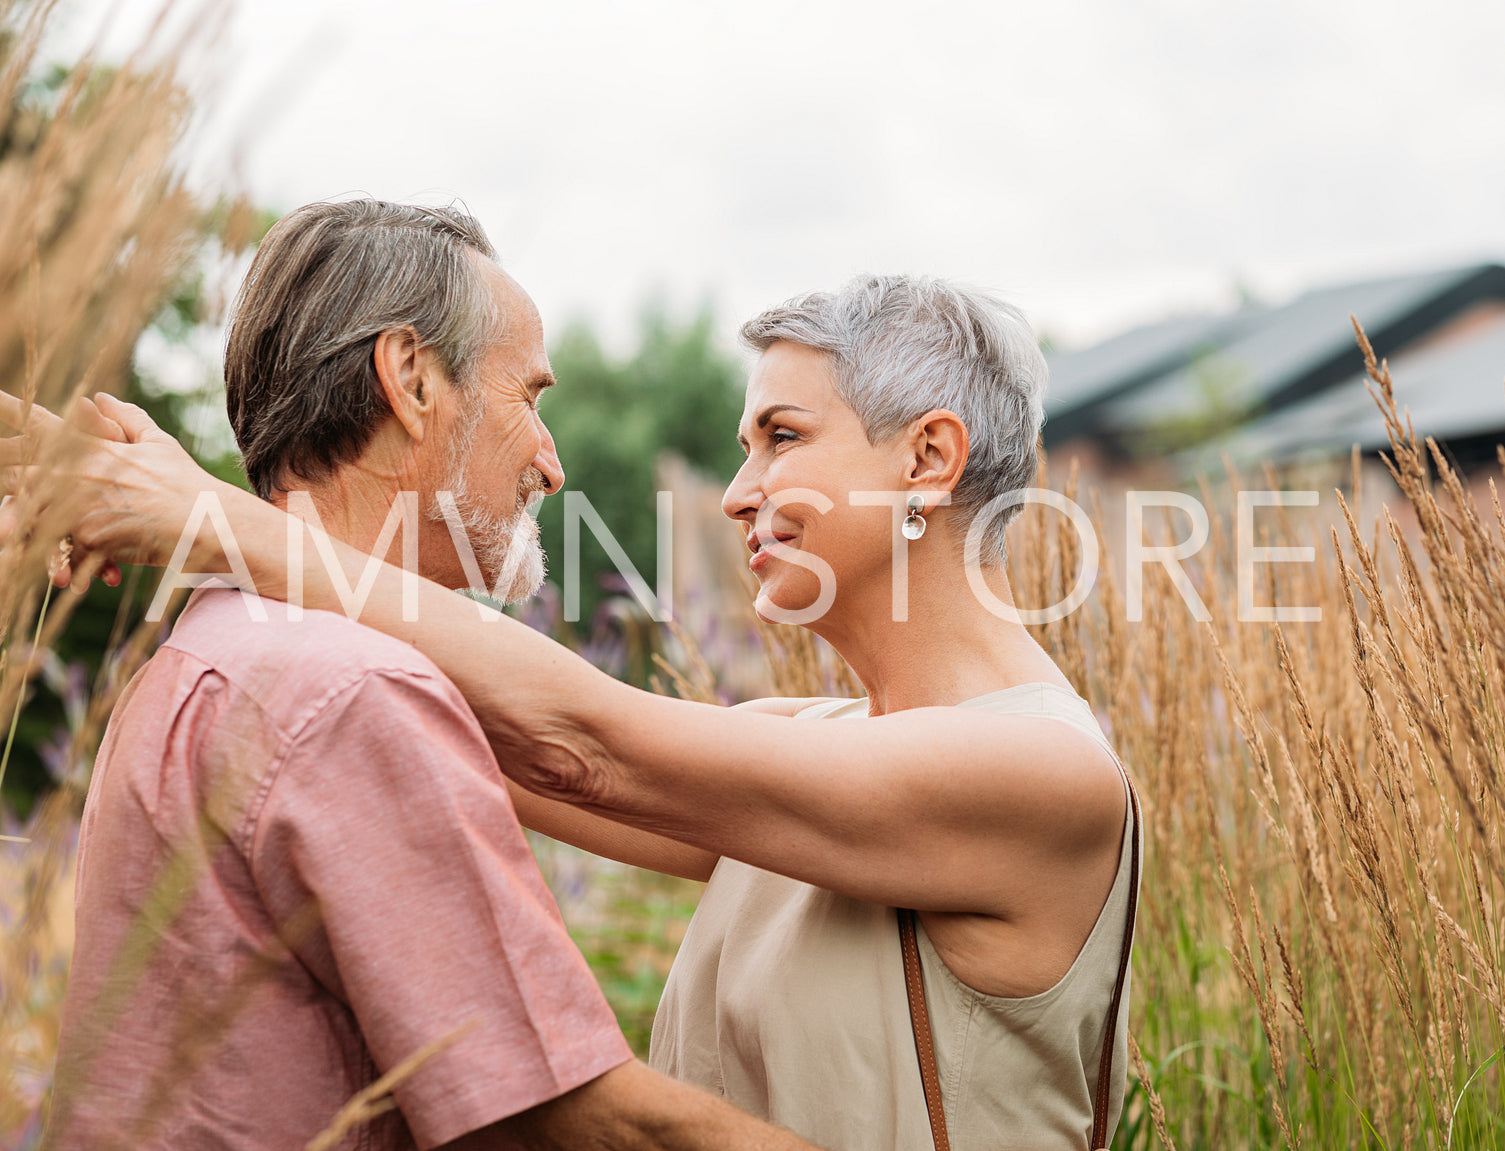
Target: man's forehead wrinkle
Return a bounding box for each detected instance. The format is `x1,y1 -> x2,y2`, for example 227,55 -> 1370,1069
488,272 -> 543,353
492,310 -> 542,352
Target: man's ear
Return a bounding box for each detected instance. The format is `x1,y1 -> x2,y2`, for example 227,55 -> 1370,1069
373,325 -> 443,443
904,408 -> 969,492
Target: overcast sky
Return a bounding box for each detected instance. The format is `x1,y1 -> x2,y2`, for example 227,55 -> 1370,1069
55,0 -> 1505,354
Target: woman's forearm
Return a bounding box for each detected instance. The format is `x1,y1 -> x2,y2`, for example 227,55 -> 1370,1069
194,488 -> 720,861
192,494 -> 843,873
507,781 -> 717,882
181,482 -> 1099,918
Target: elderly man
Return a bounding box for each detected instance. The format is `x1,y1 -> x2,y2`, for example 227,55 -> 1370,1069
44,201 -> 820,1151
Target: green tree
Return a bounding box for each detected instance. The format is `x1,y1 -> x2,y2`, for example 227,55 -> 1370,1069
536,305 -> 747,624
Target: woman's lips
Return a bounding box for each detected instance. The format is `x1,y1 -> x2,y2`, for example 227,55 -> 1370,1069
748,532 -> 796,571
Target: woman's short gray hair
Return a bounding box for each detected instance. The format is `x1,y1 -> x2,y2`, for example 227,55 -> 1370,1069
740,275 -> 1047,565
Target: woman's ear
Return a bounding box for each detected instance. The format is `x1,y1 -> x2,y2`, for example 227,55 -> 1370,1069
905,408 -> 969,492
373,325 -> 442,443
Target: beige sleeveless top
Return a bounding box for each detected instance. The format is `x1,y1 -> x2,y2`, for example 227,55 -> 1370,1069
648,682 -> 1138,1151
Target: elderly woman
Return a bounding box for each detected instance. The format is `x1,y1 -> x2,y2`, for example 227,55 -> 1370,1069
5,276 -> 1138,1151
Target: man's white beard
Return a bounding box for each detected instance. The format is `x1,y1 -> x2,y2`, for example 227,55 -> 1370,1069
427,400 -> 548,605
440,479 -> 547,604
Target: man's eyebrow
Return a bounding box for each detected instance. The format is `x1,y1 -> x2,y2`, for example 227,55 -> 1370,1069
755,403 -> 812,429
532,374 -> 557,391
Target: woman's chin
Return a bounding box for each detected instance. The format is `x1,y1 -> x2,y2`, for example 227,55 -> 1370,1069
752,577 -> 835,628
751,591 -> 781,625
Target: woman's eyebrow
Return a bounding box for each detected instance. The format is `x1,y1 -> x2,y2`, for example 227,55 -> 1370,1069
755,403 -> 813,429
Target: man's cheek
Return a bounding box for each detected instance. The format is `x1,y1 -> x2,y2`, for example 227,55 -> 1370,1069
493,423 -> 539,467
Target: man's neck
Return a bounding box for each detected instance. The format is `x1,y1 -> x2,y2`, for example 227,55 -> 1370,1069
271,467 -> 411,568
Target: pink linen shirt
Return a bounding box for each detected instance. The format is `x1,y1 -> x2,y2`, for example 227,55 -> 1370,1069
47,587 -> 631,1150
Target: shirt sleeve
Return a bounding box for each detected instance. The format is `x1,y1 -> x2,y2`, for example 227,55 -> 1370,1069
249,664 -> 633,1149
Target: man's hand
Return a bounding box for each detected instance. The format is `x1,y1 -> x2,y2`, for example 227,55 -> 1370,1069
446,1061 -> 825,1151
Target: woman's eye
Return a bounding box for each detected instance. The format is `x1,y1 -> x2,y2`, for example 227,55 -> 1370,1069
771,429 -> 799,447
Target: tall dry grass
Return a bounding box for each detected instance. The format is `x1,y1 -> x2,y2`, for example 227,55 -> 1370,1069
0,2 -> 252,1145
986,328 -> 1505,1149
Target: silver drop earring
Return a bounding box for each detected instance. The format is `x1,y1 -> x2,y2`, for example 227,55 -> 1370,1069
902,494 -> 927,540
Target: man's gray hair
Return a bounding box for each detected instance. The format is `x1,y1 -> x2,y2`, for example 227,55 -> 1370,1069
225,199 -> 500,499
740,274 -> 1047,565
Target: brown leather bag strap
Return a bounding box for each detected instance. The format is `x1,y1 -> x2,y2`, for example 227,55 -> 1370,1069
898,774 -> 1142,1151
899,907 -> 951,1151
1090,774 -> 1142,1150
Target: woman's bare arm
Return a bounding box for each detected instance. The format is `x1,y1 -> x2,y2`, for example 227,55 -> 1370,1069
135,484 -> 1123,917
3,391 -> 1125,919
510,698 -> 826,879
506,781 -> 716,882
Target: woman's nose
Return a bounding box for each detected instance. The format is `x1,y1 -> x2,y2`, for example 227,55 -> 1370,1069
721,457 -> 761,522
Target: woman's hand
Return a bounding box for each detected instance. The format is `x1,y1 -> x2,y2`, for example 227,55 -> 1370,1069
0,389 -> 233,588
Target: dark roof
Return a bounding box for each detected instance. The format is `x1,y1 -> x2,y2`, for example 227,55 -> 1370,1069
1042,263 -> 1505,451
1045,310 -> 1244,414
1191,319 -> 1505,470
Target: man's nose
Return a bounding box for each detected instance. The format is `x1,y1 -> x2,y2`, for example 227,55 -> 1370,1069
533,413 -> 565,493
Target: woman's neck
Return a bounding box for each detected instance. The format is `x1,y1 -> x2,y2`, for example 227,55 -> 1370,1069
808,551 -> 1071,716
